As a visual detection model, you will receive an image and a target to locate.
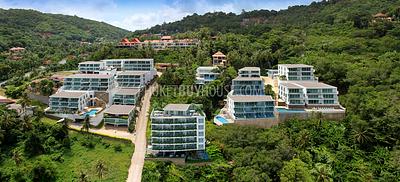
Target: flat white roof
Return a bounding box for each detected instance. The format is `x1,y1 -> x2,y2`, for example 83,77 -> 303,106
239,67 -> 261,71
114,88 -> 141,95
117,71 -> 149,76
104,105 -> 135,115
102,58 -> 154,62
228,94 -> 274,102
66,74 -> 113,79
278,64 -> 313,68
163,104 -> 191,111
79,61 -> 103,64
50,91 -> 88,98
280,81 -> 336,88
233,76 -> 262,81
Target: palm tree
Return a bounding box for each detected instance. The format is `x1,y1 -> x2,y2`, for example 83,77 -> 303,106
19,115 -> 32,131
17,92 -> 31,114
95,160 -> 107,179
12,150 -> 22,166
81,115 -> 90,133
78,171 -> 89,182
312,163 -> 333,182
352,126 -> 373,145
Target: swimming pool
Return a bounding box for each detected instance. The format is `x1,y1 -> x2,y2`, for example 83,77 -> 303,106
276,108 -> 305,113
215,115 -> 229,124
85,109 -> 98,117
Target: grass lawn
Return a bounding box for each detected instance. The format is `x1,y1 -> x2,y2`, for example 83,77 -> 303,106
57,131 -> 134,181
2,119 -> 134,182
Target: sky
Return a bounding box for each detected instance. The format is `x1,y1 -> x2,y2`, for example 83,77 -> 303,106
0,0 -> 316,31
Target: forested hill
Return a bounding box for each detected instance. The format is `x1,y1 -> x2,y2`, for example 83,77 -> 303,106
0,9 -> 129,51
134,0 -> 400,35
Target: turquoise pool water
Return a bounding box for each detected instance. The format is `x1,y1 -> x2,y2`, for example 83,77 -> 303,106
85,109 -> 98,117
276,108 -> 305,113
215,115 -> 229,124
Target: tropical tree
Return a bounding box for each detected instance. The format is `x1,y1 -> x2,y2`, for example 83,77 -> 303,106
81,116 -> 90,133
95,160 -> 107,179
12,150 -> 22,166
17,92 -> 31,114
78,171 -> 89,182
311,163 -> 333,182
279,158 -> 313,182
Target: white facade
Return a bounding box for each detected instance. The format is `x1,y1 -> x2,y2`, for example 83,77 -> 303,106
195,66 -> 220,85
102,59 -> 155,71
63,74 -> 115,92
78,61 -> 106,74
278,81 -> 340,109
151,104 -> 205,152
116,71 -> 156,88
49,91 -> 94,113
238,67 -> 261,77
278,64 -> 315,81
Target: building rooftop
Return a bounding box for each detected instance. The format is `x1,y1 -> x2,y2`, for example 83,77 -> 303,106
233,76 -> 263,81
228,94 -> 274,102
50,91 -> 88,98
163,104 -> 191,111
117,71 -> 149,76
212,51 -> 226,57
102,58 -> 154,62
278,64 -> 313,68
114,88 -> 141,95
104,105 -> 135,115
280,81 -> 336,88
79,61 -> 103,65
66,74 -> 113,79
239,67 -> 261,71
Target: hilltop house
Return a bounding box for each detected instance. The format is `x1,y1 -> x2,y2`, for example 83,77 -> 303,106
195,66 -> 220,85
212,51 -> 227,67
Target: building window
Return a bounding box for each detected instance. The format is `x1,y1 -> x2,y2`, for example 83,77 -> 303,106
324,100 -> 335,104
198,131 -> 204,137
307,89 -> 319,93
309,100 -> 319,104
323,94 -> 334,98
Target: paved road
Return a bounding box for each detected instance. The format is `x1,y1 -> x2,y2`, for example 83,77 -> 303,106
127,83 -> 157,182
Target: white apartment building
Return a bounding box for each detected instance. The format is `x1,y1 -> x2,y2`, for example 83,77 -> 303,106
78,61 -> 106,74
102,59 -> 155,71
112,88 -> 141,105
103,105 -> 136,126
151,104 -> 206,153
227,93 -> 275,119
232,77 -> 265,95
195,66 -> 220,85
278,81 -> 340,109
49,91 -> 94,113
238,67 -> 261,77
116,71 -> 155,88
226,66 -> 276,121
278,64 -> 316,81
63,74 -> 115,92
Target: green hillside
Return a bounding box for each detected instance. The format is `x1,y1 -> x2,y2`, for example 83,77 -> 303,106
135,0 -> 400,35
0,9 -> 130,82
0,9 -> 128,51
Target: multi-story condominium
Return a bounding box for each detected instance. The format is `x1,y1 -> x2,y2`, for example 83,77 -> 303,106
278,81 -> 340,109
116,71 -> 153,88
212,51 -> 227,67
78,61 -> 105,74
226,66 -> 275,121
232,77 -> 265,95
118,37 -> 199,50
278,64 -> 316,81
103,105 -> 136,126
238,67 -> 261,77
195,66 -> 220,85
63,74 -> 115,92
151,104 -> 206,153
102,59 -> 155,71
112,88 -> 141,105
227,93 -> 275,119
49,91 -> 94,113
